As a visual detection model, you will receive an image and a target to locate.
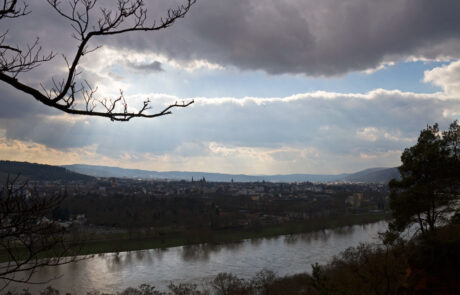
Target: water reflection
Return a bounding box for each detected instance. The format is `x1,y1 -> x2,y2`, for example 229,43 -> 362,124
5,221 -> 388,295
181,244 -> 212,262
250,237 -> 263,247
283,230 -> 327,244
331,225 -> 354,236
284,228 -> 333,244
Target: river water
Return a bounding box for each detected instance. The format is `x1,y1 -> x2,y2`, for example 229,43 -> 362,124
5,221 -> 388,294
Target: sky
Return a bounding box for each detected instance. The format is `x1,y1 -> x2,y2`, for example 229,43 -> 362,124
1,0 -> 460,175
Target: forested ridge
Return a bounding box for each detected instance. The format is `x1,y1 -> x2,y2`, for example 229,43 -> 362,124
0,161 -> 94,182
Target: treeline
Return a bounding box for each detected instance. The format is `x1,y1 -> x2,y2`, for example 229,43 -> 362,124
56,193 -> 217,229
53,190 -> 385,230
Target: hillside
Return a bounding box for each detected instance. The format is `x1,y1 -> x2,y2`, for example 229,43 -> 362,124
0,161 -> 94,183
63,164 -> 351,182
0,161 -> 400,184
340,167 -> 400,184
64,164 -> 398,183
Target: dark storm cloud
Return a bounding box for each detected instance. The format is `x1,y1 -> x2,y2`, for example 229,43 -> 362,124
0,84 -> 58,119
125,60 -> 164,73
3,0 -> 460,77
112,0 -> 460,76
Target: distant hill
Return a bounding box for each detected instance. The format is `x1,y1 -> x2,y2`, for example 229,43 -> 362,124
0,161 -> 400,184
63,164 -> 349,183
340,167 -> 400,184
63,164 -> 400,184
0,161 -> 94,183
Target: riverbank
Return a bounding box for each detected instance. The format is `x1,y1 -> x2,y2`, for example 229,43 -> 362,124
3,219 -> 390,294
0,212 -> 389,262
76,212 -> 389,257
5,221 -> 458,295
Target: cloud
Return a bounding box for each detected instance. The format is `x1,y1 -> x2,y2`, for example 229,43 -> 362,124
424,60 -> 460,97
108,0 -> 460,76
2,1 -> 460,174
125,60 -> 164,73
3,0 -> 460,78
0,83 -> 59,119
356,127 -> 415,143
0,137 -> 110,166
2,84 -> 460,173
0,135 -> 401,174
356,127 -> 379,142
2,59 -> 460,174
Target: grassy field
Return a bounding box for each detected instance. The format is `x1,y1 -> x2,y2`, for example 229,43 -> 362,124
0,212 -> 389,262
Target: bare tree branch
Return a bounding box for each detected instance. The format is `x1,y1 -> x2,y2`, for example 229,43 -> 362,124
0,0 -> 196,121
0,0 -> 28,19
0,177 -> 84,288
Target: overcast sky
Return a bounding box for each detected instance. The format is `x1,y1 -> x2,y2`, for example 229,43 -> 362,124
1,0 -> 460,174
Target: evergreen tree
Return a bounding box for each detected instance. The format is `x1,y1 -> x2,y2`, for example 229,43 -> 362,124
389,121 -> 460,233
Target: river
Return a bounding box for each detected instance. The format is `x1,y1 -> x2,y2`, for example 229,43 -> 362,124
5,221 -> 388,294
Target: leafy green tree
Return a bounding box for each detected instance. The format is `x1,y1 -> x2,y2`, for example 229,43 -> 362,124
389,121 -> 460,234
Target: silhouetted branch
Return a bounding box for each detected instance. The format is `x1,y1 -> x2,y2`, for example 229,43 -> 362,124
0,176 -> 83,288
0,36 -> 55,76
0,0 -> 28,19
0,0 -> 196,121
